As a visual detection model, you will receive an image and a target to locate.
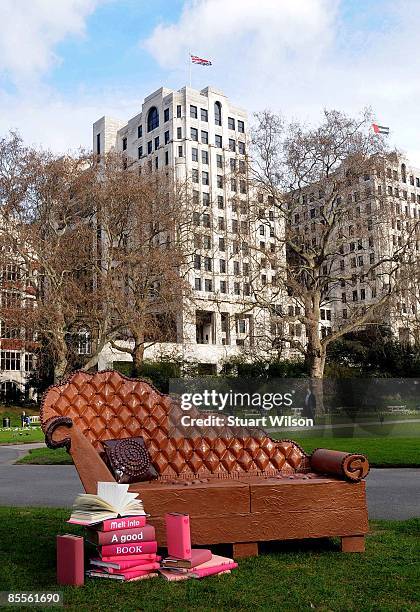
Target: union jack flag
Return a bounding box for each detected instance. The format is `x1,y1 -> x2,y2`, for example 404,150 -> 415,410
191,55 -> 212,66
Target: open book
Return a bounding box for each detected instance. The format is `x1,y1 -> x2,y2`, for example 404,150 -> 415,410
68,482 -> 146,525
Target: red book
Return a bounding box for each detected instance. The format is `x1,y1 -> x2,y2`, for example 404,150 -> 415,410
87,524 -> 155,546
95,516 -> 147,532
90,554 -> 160,570
99,540 -> 158,557
165,513 -> 191,560
57,535 -> 84,586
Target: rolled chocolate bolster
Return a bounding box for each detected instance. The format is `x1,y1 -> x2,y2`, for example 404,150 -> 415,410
310,448 -> 369,481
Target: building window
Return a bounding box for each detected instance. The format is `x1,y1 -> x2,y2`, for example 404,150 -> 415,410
154,136 -> 159,150
165,151 -> 169,165
193,212 -> 200,226
216,154 -> 223,168
138,146 -> 143,159
238,141 -> 245,154
178,145 -> 183,157
218,195 -> 224,209
192,168 -> 199,183
217,175 -> 223,188
25,353 -> 34,372
191,127 -> 198,141
215,135 -> 222,148
155,157 -> 159,169
228,117 -> 235,130
147,141 -> 152,154
220,259 -> 226,273
195,278 -> 202,290
220,280 -> 227,293
122,137 -> 127,151
214,101 -> 222,126
232,219 -> 239,233
202,171 -> 209,185
231,179 -> 237,192
202,213 -> 210,228
204,279 -> 213,292
177,127 -> 182,139
218,217 -> 225,230
204,257 -> 212,271
164,131 -> 170,145
238,120 -> 245,133
203,234 -> 211,249
147,107 -> 159,132
202,192 -> 210,207
164,108 -> 169,122
229,138 -> 236,152
177,105 -> 182,118
0,351 -> 21,371
201,130 -> 208,144
138,125 -> 143,138
192,148 -> 198,162
219,237 -> 225,251
234,282 -> 240,295
194,254 -> 201,269
230,158 -> 236,172
233,261 -> 240,275
190,105 -> 198,119
202,150 -> 209,164
96,133 -> 101,154
201,108 -> 208,121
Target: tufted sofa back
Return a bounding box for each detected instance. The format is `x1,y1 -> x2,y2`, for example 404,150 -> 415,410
41,370 -> 309,479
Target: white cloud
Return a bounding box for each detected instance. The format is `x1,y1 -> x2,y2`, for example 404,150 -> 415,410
144,0 -> 420,166
0,0 -> 102,82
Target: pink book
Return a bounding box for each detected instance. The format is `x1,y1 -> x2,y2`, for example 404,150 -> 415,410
159,569 -> 190,582
108,562 -> 160,574
165,513 -> 191,560
57,535 -> 84,586
69,516 -> 147,529
90,555 -> 160,570
195,554 -> 235,570
100,553 -> 160,564
87,524 -> 155,546
99,540 -> 157,557
191,562 -> 238,578
97,516 -> 147,532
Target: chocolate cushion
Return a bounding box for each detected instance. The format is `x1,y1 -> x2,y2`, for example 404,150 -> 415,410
103,437 -> 158,483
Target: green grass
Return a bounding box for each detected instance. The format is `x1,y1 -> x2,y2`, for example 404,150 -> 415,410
0,507 -> 418,612
16,447 -> 72,465
0,404 -> 40,427
0,427 -> 44,444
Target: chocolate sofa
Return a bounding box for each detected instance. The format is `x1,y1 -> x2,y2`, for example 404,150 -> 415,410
41,370 -> 370,557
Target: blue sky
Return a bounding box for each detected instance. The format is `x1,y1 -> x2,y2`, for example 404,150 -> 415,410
1,0 -> 419,163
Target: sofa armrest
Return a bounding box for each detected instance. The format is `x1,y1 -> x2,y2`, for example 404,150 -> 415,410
43,415 -> 115,494
310,448 -> 370,482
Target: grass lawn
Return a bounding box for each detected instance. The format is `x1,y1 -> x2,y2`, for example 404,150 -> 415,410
0,507 -> 418,612
0,427 -> 44,444
17,447 -> 71,464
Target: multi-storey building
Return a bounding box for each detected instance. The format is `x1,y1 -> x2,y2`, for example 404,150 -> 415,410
93,86 -> 284,372
0,262 -> 37,401
289,153 -> 420,344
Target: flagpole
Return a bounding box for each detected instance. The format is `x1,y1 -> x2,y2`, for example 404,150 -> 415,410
188,51 -> 192,88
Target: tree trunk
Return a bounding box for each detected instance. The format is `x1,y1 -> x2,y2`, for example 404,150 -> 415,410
131,340 -> 145,378
54,353 -> 68,383
304,294 -> 326,413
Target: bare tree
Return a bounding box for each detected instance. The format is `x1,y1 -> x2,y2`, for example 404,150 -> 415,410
90,153 -> 195,377
244,109 -> 419,381
0,133 -> 102,381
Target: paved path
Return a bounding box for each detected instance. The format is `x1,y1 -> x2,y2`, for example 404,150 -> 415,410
0,442 -> 45,466
0,443 -> 418,520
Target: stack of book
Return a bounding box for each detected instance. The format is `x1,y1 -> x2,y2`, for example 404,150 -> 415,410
68,482 -> 159,582
159,513 -> 238,581
86,516 -> 160,582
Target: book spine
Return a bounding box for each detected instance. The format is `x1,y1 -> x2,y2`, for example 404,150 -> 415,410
100,541 -> 158,557
165,513 -> 191,560
57,535 -> 84,586
100,516 -> 147,531
192,562 -> 238,578
92,525 -> 155,546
